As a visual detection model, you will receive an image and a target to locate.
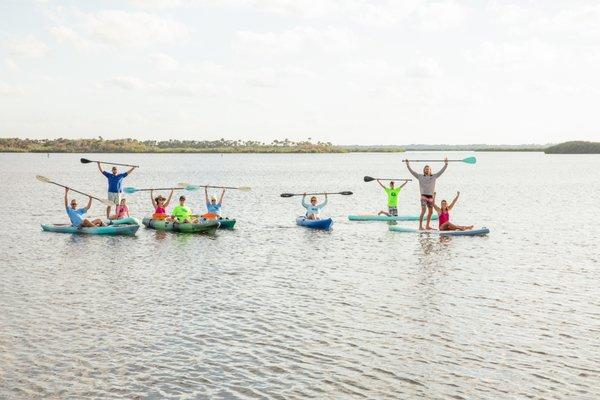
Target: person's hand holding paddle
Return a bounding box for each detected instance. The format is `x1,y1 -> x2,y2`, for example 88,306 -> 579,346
444,157 -> 448,166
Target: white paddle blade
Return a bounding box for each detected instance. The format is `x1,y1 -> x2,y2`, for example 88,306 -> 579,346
238,186 -> 252,192
36,175 -> 51,183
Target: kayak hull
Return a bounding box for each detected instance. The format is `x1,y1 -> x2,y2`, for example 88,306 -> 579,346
389,226 -> 490,236
348,214 -> 439,221
108,217 -> 140,226
296,217 -> 333,230
41,223 -> 139,236
142,217 -> 219,233
216,218 -> 236,229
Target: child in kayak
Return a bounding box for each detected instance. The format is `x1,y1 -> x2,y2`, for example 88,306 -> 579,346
302,193 -> 327,220
376,180 -> 408,217
171,195 -> 194,223
64,188 -> 105,227
433,191 -> 473,231
110,198 -> 130,220
151,189 -> 174,220
203,186 -> 225,219
405,157 -> 448,230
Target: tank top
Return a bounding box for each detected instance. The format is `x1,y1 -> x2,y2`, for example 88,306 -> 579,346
439,211 -> 450,226
155,206 -> 166,214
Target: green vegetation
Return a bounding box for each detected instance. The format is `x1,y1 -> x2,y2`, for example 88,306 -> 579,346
0,138 -> 347,153
544,141 -> 600,154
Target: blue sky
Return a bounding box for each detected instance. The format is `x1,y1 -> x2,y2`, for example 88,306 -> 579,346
1,0 -> 599,144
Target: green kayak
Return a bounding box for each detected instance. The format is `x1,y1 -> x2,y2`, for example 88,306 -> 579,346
348,214 -> 439,222
215,217 -> 236,229
41,220 -> 140,236
142,217 -> 219,234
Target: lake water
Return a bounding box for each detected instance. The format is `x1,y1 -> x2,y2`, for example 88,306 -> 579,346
1,152 -> 599,399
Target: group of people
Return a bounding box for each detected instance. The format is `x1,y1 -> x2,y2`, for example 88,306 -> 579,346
64,162 -> 226,228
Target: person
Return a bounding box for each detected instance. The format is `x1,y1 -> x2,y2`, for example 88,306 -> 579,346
97,162 -> 137,219
433,191 -> 473,231
151,189 -> 174,220
405,157 -> 448,230
171,195 -> 194,223
110,198 -> 129,220
64,188 -> 105,227
302,193 -> 327,220
204,186 -> 225,219
376,180 -> 408,217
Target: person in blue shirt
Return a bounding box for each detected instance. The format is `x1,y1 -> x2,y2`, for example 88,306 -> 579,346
302,193 -> 327,220
97,162 -> 137,218
204,186 -> 225,218
64,188 -> 105,227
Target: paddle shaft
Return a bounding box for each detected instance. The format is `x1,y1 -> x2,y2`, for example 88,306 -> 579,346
285,192 -> 351,196
83,158 -> 138,168
134,187 -> 183,192
403,159 -> 461,162
369,178 -> 412,181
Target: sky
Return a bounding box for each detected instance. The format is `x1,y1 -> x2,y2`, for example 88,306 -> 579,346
1,0 -> 599,145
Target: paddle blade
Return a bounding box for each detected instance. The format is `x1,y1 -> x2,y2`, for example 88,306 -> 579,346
280,193 -> 294,198
80,158 -> 92,164
36,175 -> 51,183
123,187 -> 138,194
463,156 -> 477,164
177,182 -> 189,188
185,185 -> 199,191
340,191 -> 354,196
238,186 -> 252,192
363,176 -> 375,182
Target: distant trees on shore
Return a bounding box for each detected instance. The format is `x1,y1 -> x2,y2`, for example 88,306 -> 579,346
544,141 -> 600,154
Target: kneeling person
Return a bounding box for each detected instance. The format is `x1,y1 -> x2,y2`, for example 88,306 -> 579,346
377,179 -> 407,217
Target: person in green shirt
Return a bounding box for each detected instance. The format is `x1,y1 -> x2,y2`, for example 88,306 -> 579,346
171,195 -> 194,223
377,180 -> 408,217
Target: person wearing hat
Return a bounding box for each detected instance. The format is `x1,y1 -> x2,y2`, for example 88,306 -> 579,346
171,195 -> 194,223
150,189 -> 174,220
203,186 -> 225,219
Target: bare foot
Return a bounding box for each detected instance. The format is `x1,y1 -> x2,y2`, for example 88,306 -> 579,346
426,226 -> 436,231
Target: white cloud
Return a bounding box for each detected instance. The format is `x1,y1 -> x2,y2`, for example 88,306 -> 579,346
415,0 -> 468,31
468,39 -> 559,72
0,82 -> 23,96
234,26 -> 356,55
6,35 -> 50,58
104,76 -> 200,97
149,53 -> 180,71
404,59 -> 442,79
105,76 -> 145,90
50,25 -> 89,49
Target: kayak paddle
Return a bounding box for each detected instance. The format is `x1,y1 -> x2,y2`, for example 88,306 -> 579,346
364,176 -> 412,182
36,175 -> 113,206
280,191 -> 353,198
123,186 -> 184,194
80,158 -> 139,168
178,182 -> 252,192
402,156 -> 477,164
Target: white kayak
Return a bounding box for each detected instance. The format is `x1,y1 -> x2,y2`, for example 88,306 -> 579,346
389,226 -> 490,236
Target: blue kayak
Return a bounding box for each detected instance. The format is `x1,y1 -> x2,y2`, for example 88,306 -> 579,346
389,226 -> 490,236
296,217 -> 333,230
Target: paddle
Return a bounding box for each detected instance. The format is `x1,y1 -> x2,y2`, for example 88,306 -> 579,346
123,186 -> 184,194
80,158 -> 139,168
178,182 -> 252,192
364,176 -> 412,182
36,175 -> 113,206
280,191 -> 353,198
402,156 -> 477,164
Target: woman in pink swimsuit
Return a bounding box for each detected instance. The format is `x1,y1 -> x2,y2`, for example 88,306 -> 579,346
151,189 -> 174,220
433,191 -> 473,231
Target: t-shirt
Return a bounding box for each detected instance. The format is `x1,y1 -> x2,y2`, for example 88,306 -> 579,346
66,207 -> 86,227
302,197 -> 327,216
384,187 -> 402,207
206,202 -> 221,215
102,171 -> 128,193
172,205 -> 192,222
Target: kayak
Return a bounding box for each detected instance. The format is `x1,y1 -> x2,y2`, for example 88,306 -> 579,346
41,223 -> 139,236
348,214 -> 439,222
389,226 -> 490,236
296,217 -> 333,230
142,217 -> 219,234
216,217 -> 236,229
108,217 -> 140,226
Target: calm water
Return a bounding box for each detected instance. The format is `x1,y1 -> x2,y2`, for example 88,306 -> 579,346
1,152 -> 599,399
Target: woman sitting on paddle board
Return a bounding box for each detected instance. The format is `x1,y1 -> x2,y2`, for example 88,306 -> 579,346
110,198 -> 130,220
203,187 -> 225,219
433,191 -> 473,231
64,188 -> 105,228
376,180 -> 408,217
302,193 -> 327,220
151,189 -> 174,220
405,157 -> 448,230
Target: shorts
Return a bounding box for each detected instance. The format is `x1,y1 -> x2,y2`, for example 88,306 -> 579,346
420,194 -> 434,207
108,192 -> 121,206
388,206 -> 398,216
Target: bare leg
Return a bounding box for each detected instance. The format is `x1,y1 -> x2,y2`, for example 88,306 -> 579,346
92,218 -> 105,226
425,206 -> 435,230
378,211 -> 390,216
106,206 -> 111,219
419,206 -> 426,230
441,222 -> 459,231
81,219 -> 95,227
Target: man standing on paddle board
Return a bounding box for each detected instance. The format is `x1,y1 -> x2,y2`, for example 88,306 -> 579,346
405,157 -> 448,230
97,162 -> 137,218
376,180 -> 407,217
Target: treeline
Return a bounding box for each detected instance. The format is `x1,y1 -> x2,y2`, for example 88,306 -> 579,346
544,141 -> 600,154
0,138 -> 346,153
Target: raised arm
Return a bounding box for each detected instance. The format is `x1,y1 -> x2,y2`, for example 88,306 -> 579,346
448,191 -> 460,210
218,189 -> 225,205
405,160 -> 419,178
64,187 -> 69,208
126,166 -> 137,175
85,196 -> 93,211
150,190 -> 157,209
399,181 -> 408,189
97,161 -> 104,174
301,194 -> 309,209
376,179 -> 386,189
204,187 -> 209,204
433,158 -> 448,178
319,194 -> 328,209
165,189 -> 174,207
432,192 -> 441,213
